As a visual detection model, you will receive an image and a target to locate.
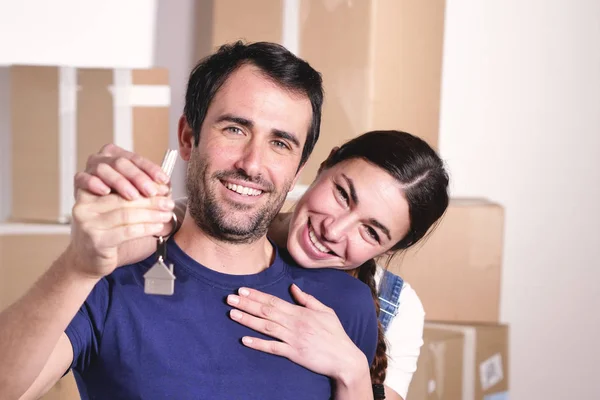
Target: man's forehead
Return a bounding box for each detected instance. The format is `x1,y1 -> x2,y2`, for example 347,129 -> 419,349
208,67 -> 312,142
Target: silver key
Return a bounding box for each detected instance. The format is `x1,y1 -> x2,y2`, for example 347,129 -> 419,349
143,149 -> 178,296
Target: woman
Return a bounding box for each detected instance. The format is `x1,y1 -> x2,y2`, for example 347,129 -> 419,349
78,130 -> 449,400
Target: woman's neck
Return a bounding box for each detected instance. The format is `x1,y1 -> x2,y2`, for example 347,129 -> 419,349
267,212 -> 293,248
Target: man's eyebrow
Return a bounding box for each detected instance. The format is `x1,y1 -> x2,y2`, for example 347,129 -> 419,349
273,129 -> 300,148
341,173 -> 392,241
369,218 -> 392,241
215,114 -> 253,128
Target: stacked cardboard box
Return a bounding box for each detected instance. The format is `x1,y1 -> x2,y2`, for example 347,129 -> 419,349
2,65 -> 170,399
9,66 -> 170,223
195,0 -> 446,184
384,198 -> 509,399
0,224 -> 79,399
199,2 -> 510,398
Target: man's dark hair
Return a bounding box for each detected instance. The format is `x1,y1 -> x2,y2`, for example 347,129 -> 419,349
184,41 -> 324,167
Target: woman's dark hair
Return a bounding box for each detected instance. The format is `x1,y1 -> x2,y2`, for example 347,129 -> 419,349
322,130 -> 450,388
184,40 -> 324,168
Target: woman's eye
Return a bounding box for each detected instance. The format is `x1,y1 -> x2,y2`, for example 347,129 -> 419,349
365,226 -> 380,243
335,184 -> 349,205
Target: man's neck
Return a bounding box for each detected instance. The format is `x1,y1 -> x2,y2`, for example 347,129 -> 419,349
173,212 -> 275,275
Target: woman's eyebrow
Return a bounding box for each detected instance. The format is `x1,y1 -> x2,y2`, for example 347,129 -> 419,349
368,218 -> 391,241
341,173 -> 392,241
341,174 -> 358,204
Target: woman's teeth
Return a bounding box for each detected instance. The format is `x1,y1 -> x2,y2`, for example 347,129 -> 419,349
309,226 -> 331,254
225,182 -> 262,196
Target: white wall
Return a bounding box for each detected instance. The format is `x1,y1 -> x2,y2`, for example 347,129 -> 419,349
439,1 -> 600,398
0,0 -> 158,67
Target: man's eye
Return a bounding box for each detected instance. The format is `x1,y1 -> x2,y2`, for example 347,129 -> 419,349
272,140 -> 290,150
335,184 -> 349,205
225,127 -> 243,135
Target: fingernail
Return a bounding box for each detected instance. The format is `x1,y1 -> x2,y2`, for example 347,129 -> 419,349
242,337 -> 253,345
158,172 -> 170,184
230,309 -> 242,320
158,184 -> 170,195
227,295 -> 239,305
143,183 -> 157,196
161,198 -> 175,210
127,188 -> 140,199
239,288 -> 250,297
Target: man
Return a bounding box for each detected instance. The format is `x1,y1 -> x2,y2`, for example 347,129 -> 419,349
0,41 -> 377,399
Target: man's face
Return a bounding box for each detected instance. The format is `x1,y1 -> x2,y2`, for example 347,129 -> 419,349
183,64 -> 312,243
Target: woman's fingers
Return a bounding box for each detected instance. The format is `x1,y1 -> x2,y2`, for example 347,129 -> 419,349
290,284 -> 332,313
235,287 -> 299,316
227,294 -> 291,327
228,309 -> 293,344
240,336 -> 295,359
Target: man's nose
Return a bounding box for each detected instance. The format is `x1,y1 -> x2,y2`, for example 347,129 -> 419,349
233,139 -> 264,178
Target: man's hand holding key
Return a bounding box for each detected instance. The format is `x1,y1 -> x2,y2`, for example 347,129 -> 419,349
67,145 -> 178,280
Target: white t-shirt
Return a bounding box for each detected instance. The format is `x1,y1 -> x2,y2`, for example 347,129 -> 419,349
374,266 -> 425,399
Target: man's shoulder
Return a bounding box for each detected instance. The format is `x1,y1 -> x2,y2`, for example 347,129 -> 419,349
278,249 -> 373,314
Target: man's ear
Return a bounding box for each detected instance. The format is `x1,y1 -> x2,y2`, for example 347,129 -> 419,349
289,163 -> 307,193
317,146 -> 340,174
178,114 -> 194,161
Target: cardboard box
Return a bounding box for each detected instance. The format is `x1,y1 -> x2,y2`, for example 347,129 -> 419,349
194,0 -> 446,185
407,323 -> 509,400
10,66 -> 170,223
385,198 -> 505,324
0,223 -> 80,399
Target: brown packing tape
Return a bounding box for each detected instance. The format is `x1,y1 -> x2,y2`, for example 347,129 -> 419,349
10,66 -> 62,222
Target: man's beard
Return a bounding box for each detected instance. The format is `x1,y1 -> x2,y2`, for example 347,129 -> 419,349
185,152 -> 292,244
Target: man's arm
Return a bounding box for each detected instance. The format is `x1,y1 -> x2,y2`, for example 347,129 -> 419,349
19,333 -> 74,400
0,250 -> 99,399
0,190 -> 173,399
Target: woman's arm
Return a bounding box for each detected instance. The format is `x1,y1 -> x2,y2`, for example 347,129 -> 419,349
382,282 -> 425,400
227,285 -> 374,400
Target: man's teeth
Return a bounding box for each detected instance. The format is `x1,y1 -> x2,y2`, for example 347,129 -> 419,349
225,182 -> 262,196
309,227 -> 331,254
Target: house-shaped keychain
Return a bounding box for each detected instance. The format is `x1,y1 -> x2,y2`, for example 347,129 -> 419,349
144,259 -> 176,296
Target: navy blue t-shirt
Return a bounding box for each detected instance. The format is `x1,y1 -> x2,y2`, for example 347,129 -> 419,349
65,239 -> 378,399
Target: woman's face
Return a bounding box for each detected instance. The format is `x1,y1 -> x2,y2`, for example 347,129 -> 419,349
287,158 -> 411,270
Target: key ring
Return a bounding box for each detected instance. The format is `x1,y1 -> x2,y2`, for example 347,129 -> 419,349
153,212 -> 178,240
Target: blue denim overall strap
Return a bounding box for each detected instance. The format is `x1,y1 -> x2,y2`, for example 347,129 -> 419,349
377,269 -> 404,332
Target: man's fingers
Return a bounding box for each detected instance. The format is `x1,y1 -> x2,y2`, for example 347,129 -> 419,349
99,223 -> 165,248
88,193 -> 174,214
228,309 -> 292,344
94,208 -> 174,230
240,336 -> 294,359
